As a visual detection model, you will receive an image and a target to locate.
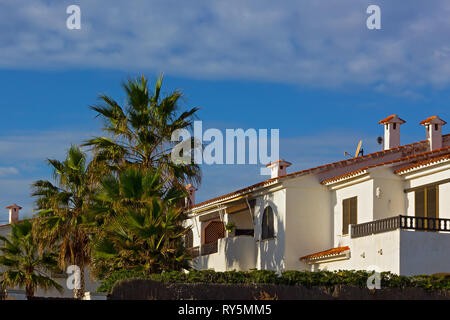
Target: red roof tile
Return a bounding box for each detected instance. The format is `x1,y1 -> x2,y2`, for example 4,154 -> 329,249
420,116 -> 447,125
190,134 -> 449,210
321,146 -> 450,184
300,246 -> 350,261
379,114 -> 406,124
394,154 -> 450,174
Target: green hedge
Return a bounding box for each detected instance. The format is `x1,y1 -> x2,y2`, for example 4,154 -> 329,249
97,269 -> 450,293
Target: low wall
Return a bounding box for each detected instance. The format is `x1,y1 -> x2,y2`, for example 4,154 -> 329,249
109,279 -> 450,300
193,236 -> 256,271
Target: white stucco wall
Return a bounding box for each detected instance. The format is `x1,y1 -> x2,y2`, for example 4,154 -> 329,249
371,168 -> 405,220
315,229 -> 401,274
331,178 -> 373,248
400,229 -> 450,275
193,236 -> 256,271
254,188 -> 286,272
284,175 -> 332,271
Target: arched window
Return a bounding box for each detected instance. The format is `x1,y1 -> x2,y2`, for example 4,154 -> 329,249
184,229 -> 194,248
261,206 -> 274,240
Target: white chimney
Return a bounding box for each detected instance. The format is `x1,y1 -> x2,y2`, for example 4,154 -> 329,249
420,116 -> 447,150
6,204 -> 22,224
266,159 -> 292,179
185,184 -> 197,208
379,115 -> 406,150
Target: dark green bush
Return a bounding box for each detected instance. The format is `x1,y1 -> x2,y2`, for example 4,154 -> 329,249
97,269 -> 450,294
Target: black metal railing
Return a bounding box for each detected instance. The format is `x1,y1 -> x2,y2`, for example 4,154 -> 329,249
201,242 -> 218,256
351,215 -> 450,238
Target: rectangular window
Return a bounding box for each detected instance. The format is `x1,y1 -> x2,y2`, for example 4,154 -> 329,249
342,196 -> 357,235
415,185 -> 439,219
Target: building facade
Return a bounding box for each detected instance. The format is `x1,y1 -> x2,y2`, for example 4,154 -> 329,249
184,115 -> 450,276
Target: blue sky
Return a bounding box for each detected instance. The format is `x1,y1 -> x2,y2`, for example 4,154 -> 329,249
0,0 -> 450,221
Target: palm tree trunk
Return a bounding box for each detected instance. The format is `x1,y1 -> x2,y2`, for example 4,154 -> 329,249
26,284 -> 34,299
74,266 -> 86,299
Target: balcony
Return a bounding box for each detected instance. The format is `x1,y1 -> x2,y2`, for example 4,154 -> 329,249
351,215 -> 450,238
193,235 -> 257,271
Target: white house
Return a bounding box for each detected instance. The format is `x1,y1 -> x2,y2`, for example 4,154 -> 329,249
184,115 -> 450,276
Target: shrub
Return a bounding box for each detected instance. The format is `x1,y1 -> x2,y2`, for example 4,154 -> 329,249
97,269 -> 450,294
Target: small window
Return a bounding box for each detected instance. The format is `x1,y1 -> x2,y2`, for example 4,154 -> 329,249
393,123 -> 397,130
261,206 -> 275,240
435,124 -> 439,131
342,197 -> 357,235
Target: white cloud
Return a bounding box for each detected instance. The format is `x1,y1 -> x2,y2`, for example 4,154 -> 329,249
0,0 -> 450,93
0,167 -> 19,177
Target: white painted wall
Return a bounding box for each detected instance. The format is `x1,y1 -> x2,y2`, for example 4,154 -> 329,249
315,230 -> 401,274
371,168 -> 405,220
331,178 -> 374,248
400,229 -> 450,275
254,188 -> 286,272
193,236 -> 256,271
284,175 -> 332,271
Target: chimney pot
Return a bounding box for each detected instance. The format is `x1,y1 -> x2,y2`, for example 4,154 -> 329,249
420,116 -> 447,150
185,184 -> 198,208
266,159 -> 292,179
6,204 -> 22,224
379,115 -> 406,150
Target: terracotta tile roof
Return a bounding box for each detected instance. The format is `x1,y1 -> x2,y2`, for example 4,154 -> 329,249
394,154 -> 450,174
300,246 -> 350,261
191,178 -> 279,209
379,114 -> 406,124
190,134 -> 449,210
5,204 -> 22,209
420,116 -> 447,125
321,146 -> 450,184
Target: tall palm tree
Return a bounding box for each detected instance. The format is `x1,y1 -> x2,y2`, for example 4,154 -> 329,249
90,167 -> 190,278
0,220 -> 63,298
31,146 -> 95,299
83,74 -> 201,192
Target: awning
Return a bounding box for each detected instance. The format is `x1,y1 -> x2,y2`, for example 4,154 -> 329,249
300,246 -> 350,263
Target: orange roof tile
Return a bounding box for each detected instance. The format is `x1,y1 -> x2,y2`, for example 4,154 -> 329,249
420,116 -> 447,125
300,246 -> 350,261
379,114 -> 406,124
189,134 -> 450,210
321,146 -> 450,184
395,154 -> 450,174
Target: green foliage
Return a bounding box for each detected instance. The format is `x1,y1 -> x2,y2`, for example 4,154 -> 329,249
90,167 -> 191,278
97,269 -> 450,294
83,74 -> 201,192
31,145 -> 95,299
0,220 -> 63,297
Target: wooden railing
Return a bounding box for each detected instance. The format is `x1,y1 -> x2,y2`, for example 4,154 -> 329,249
351,215 -> 450,238
201,242 -> 218,256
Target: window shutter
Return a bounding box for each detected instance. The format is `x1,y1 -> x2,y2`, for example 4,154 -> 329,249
415,189 -> 425,217
426,186 -> 438,219
342,199 -> 350,235
350,197 -> 358,226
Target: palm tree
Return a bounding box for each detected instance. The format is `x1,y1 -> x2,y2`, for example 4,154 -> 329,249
31,146 -> 95,299
0,220 -> 63,298
90,167 -> 190,278
83,74 -> 201,193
